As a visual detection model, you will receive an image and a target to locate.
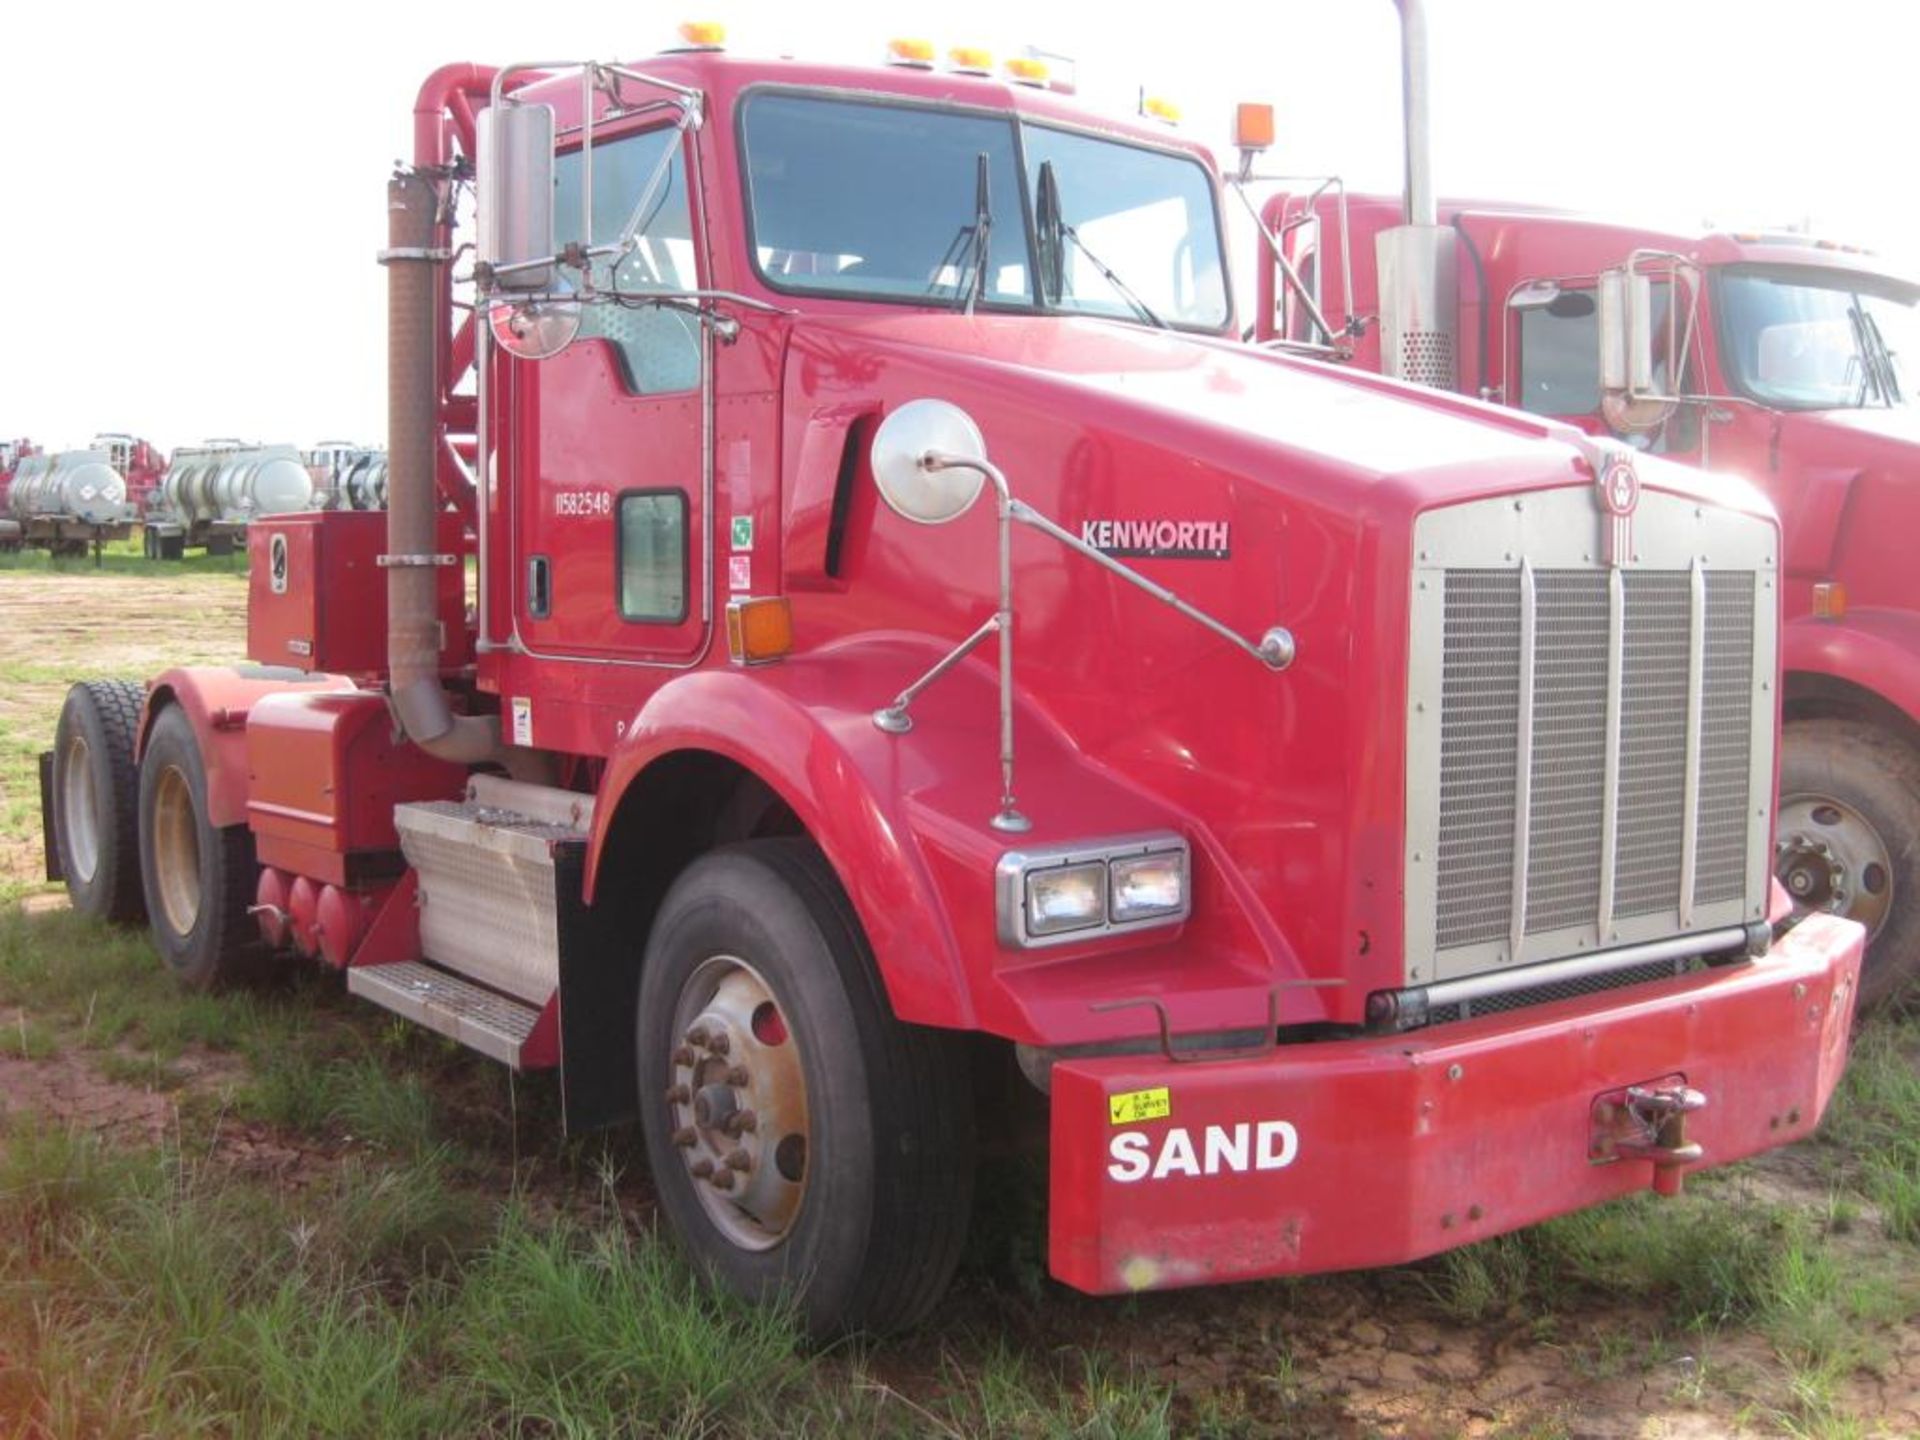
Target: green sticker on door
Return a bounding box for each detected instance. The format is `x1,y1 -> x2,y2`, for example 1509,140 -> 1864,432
730,516 -> 754,551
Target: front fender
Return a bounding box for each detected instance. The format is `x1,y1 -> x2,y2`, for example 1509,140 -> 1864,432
1785,607 -> 1920,727
586,646 -> 979,1029
586,640 -> 1281,1043
140,666 -> 351,829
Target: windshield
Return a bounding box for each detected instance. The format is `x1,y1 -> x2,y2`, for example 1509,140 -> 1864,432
740,92 -> 1230,330
1717,265 -> 1919,409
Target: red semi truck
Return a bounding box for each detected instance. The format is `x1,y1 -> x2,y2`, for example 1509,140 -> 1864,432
42,32 -> 1861,1334
1238,10 -> 1919,1006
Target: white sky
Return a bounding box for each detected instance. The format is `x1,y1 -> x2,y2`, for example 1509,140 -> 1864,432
1,0 -> 1912,452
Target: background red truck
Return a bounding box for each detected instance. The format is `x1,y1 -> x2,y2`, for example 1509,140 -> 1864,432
42,33 -> 1860,1335
1238,6 -> 1919,1005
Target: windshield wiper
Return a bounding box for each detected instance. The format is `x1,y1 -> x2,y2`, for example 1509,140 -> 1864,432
928,152 -> 992,314
1859,306 -> 1904,406
1035,161 -> 1165,329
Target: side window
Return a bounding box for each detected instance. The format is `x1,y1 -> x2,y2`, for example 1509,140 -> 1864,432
1517,300 -> 1601,417
619,491 -> 688,622
554,130 -> 701,395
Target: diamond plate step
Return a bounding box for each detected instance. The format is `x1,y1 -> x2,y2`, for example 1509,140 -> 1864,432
348,960 -> 545,1069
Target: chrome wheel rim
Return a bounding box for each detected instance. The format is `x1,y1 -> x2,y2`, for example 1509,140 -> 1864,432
151,766 -> 201,936
1777,792 -> 1894,940
665,955 -> 809,1251
60,733 -> 98,884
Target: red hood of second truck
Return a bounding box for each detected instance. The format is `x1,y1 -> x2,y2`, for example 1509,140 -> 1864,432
784,310 -> 1772,521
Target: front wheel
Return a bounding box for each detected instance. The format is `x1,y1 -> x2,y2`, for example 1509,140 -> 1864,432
1778,717 -> 1920,1008
636,840 -> 975,1337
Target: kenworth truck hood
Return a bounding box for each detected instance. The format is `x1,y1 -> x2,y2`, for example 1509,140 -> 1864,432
777,312 -> 1777,1040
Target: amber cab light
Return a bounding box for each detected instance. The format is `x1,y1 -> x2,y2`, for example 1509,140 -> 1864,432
1140,94 -> 1182,125
886,37 -> 936,67
1005,56 -> 1049,86
1812,581 -> 1848,620
949,45 -> 994,75
726,596 -> 794,665
676,20 -> 726,48
1233,102 -> 1275,152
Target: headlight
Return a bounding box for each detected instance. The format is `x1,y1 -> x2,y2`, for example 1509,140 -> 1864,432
1110,850 -> 1187,923
1025,862 -> 1107,936
996,833 -> 1190,948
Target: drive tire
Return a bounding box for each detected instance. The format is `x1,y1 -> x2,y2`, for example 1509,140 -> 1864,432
636,839 -> 975,1337
51,680 -> 147,924
137,703 -> 260,989
1779,717 -> 1920,1009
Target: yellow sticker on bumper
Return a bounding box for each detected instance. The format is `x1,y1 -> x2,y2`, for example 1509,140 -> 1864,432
1109,1087 -> 1171,1126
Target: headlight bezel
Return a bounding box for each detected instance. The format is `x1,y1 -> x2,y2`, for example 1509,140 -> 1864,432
995,833 -> 1191,949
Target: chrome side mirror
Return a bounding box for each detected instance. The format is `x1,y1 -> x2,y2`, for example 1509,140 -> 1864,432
477,101 -> 556,292
1599,266 -> 1677,433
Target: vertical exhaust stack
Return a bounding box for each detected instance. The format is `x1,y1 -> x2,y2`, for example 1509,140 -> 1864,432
386,168 -> 501,765
1376,0 -> 1457,390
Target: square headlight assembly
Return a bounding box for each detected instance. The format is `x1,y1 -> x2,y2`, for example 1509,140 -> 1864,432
1110,848 -> 1189,924
996,834 -> 1190,948
1025,861 -> 1107,937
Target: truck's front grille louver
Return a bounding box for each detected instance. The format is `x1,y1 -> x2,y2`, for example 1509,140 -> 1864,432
1433,567 -> 1754,954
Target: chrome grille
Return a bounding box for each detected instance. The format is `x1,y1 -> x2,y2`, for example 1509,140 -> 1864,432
1408,485 -> 1776,986
1615,574 -> 1690,917
1697,573 -> 1756,904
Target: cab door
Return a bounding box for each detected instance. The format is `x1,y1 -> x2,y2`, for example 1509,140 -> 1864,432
513,123 -> 708,662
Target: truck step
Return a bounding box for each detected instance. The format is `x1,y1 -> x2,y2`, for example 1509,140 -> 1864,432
394,785 -> 588,1005
348,960 -> 547,1069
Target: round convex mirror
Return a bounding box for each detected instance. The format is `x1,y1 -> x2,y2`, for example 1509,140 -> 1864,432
869,399 -> 989,525
489,281 -> 582,362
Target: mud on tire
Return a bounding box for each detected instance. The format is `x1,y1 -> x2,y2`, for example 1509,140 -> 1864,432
636,839 -> 975,1337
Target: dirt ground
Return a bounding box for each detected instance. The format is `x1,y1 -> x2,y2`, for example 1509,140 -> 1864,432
0,566 -> 1914,1438
0,572 -> 249,891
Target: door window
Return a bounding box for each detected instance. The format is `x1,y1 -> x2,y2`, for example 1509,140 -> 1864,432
618,491 -> 688,623
555,129 -> 701,395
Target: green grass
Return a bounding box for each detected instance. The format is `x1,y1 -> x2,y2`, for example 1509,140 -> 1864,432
1820,1012 -> 1920,1244
0,533 -> 248,576
0,1120 -> 1190,1439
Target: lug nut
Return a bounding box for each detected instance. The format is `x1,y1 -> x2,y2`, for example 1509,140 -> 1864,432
727,1065 -> 750,1087
687,1026 -> 711,1047
671,1046 -> 696,1067
710,1168 -> 736,1191
725,1147 -> 751,1171
724,1109 -> 758,1136
665,1084 -> 691,1104
672,1126 -> 696,1148
691,1158 -> 714,1178
707,1031 -> 731,1056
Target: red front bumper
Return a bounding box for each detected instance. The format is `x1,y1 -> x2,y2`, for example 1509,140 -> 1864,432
1048,915 -> 1861,1294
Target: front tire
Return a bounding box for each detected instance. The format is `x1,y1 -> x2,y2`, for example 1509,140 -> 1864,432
137,703 -> 260,989
1779,717 -> 1920,1008
636,839 -> 975,1336
51,680 -> 147,923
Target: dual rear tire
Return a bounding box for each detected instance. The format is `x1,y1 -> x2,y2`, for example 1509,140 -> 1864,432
51,684 -> 256,988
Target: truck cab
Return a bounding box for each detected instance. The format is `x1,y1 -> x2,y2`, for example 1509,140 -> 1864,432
1253,187 -> 1920,1004
44,38 -> 1862,1336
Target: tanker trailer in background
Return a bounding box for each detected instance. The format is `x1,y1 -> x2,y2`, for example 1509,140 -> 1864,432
0,447 -> 136,561
0,438 -> 38,512
92,434 -> 168,516
144,442 -> 317,558
303,442 -> 390,512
